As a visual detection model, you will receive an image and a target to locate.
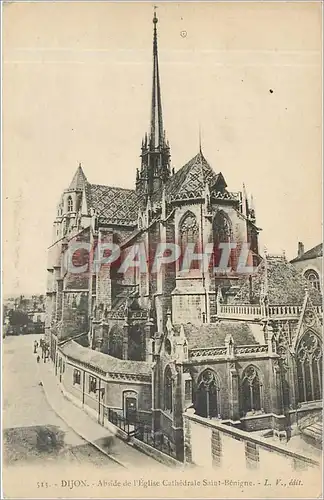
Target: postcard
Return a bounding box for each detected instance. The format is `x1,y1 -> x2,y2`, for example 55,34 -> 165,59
2,1 -> 322,498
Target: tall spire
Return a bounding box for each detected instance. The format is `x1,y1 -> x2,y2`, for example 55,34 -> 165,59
136,10 -> 171,195
150,10 -> 164,149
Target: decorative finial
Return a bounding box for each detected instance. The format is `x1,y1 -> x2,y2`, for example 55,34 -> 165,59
79,162 -> 82,168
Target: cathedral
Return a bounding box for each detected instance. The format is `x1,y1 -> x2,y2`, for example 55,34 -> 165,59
46,14 -> 322,463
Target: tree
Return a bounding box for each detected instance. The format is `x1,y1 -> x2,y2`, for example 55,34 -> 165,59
8,309 -> 29,326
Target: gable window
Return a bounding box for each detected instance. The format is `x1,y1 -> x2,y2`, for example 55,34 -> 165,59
164,365 -> 173,413
297,331 -> 322,403
89,375 -> 97,394
304,270 -> 321,292
67,196 -> 73,212
73,369 -> 81,385
241,366 -> 263,414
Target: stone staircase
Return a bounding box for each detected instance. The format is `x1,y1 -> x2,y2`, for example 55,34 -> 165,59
298,411 -> 322,450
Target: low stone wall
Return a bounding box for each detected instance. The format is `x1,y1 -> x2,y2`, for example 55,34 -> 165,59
132,437 -> 183,469
184,410 -> 320,473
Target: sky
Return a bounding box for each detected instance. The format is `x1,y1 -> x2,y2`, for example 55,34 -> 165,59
3,1 -> 322,296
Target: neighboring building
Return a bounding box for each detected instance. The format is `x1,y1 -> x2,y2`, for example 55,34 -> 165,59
46,14 -> 323,466
3,294 -> 46,335
291,242 -> 322,293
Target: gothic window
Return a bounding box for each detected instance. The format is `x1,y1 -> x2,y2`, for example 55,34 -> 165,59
73,369 -> 81,385
241,366 -> 263,414
304,270 -> 321,292
128,325 -> 145,361
67,196 -> 73,212
179,211 -> 199,271
164,338 -> 172,355
110,233 -> 123,284
296,331 -> 322,403
195,369 -> 219,418
212,211 -> 233,271
248,227 -> 259,268
164,365 -> 173,412
108,325 -> 123,359
185,379 -> 192,402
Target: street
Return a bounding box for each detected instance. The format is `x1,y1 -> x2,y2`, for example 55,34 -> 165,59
2,334 -> 121,469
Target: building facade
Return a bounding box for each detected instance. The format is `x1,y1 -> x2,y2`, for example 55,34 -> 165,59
46,14 -> 323,464
291,242 -> 322,294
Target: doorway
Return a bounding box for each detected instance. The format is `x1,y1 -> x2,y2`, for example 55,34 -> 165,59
123,391 -> 138,423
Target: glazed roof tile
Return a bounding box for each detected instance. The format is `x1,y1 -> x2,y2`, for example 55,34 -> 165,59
85,183 -> 140,225
165,151 -> 222,201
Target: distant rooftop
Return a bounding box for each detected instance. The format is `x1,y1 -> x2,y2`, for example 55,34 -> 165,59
290,243 -> 323,263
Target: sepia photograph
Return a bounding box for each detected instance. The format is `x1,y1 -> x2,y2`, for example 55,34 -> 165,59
2,1 -> 323,498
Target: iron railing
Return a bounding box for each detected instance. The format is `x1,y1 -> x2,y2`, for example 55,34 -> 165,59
106,408 -> 177,459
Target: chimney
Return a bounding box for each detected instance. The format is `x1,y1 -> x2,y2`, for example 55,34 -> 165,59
298,242 -> 304,258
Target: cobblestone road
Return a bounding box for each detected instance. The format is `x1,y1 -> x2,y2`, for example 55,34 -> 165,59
2,334 -> 121,469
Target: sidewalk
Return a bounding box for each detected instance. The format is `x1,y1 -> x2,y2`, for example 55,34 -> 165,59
38,361 -> 168,469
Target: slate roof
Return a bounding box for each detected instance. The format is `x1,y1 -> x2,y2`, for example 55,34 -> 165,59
68,165 -> 88,191
290,243 -> 323,263
165,151 -> 226,201
60,340 -> 151,376
174,321 -> 258,349
234,256 -> 322,306
85,183 -> 140,226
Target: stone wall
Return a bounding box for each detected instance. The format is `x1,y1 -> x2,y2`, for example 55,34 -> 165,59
183,410 -> 320,472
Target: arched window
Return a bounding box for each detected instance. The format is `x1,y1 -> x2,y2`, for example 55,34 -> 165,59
241,366 -> 263,414
304,270 -> 321,292
164,365 -> 173,412
296,331 -> 322,403
67,196 -> 73,212
195,369 -> 220,418
212,211 -> 233,271
108,325 -> 123,359
164,338 -> 172,355
179,211 -> 199,271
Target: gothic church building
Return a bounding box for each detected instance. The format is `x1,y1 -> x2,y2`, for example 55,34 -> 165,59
46,14 -> 322,462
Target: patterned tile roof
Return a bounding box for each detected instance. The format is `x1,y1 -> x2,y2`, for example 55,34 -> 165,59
174,321 -> 258,349
165,151 -> 223,201
290,243 -> 323,263
234,256 -> 322,306
60,340 -> 151,376
85,183 -> 140,226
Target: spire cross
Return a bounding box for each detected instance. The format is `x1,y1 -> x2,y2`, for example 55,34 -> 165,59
150,6 -> 163,148
199,124 -> 202,153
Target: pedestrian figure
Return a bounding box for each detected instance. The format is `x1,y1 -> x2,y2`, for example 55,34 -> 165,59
37,355 -> 40,363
